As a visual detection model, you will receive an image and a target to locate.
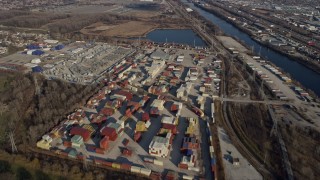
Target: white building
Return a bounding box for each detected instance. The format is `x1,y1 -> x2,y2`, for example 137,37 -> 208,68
31,58 -> 41,64
151,99 -> 165,111
161,116 -> 178,125
177,55 -> 184,62
149,133 -> 172,158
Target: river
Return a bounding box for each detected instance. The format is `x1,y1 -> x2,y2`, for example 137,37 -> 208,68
179,0 -> 320,96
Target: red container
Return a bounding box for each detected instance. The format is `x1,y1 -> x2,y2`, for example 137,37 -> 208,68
60,152 -> 68,157
162,124 -> 177,134
170,104 -> 178,112
102,161 -> 113,167
101,126 -> 116,137
178,163 -> 188,169
63,141 -> 72,147
122,148 -> 132,157
115,90 -> 133,101
70,127 -> 90,141
100,136 -> 109,149
211,165 -> 216,172
96,148 -> 105,154
100,108 -> 115,116
134,132 -> 142,142
142,112 -> 150,122
109,133 -> 118,141
121,163 -> 131,171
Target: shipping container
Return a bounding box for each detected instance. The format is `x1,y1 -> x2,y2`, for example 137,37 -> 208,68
63,141 -> 72,147
211,165 -> 216,172
103,161 -> 113,167
121,163 -> 131,171
188,167 -> 200,172
211,158 -> 216,166
96,148 -> 105,154
153,159 -> 164,166
112,163 -> 121,169
182,175 -> 194,180
134,132 -> 142,142
140,168 -> 152,176
144,157 -> 154,163
178,163 -> 188,169
131,166 -> 141,173
122,148 -> 132,156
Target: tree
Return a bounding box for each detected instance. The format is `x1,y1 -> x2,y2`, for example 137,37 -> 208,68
35,170 -> 50,180
0,160 -> 11,173
15,167 -> 32,180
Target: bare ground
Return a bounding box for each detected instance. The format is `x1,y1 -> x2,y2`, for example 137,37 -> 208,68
226,102 -> 286,179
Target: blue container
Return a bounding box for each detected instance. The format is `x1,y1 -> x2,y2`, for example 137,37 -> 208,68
55,44 -> 64,50
32,66 -> 43,73
211,158 -> 216,166
27,44 -> 40,50
32,50 -> 44,55
186,149 -> 193,156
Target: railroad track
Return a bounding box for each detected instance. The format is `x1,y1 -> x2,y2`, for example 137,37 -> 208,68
219,50 -> 273,179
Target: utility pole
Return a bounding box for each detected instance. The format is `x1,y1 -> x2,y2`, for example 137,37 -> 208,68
9,129 -> 18,153
81,145 -> 88,170
33,75 -> 40,96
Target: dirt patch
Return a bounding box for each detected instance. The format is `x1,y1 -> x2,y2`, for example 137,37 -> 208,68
124,10 -> 161,18
226,102 -> 285,179
81,20 -> 189,38
80,21 -> 156,38
279,121 -> 320,179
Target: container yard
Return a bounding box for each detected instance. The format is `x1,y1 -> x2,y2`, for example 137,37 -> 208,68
35,42 -> 221,179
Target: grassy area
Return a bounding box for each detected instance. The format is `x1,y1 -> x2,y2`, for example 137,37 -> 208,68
0,152 -> 65,180
0,73 -> 15,93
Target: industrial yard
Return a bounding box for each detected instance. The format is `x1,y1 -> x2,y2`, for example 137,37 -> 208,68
32,42 -> 221,179
0,0 -> 319,180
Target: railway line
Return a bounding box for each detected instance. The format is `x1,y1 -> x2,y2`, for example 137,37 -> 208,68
219,50 -> 273,179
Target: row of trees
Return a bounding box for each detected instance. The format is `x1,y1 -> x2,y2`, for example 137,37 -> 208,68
0,72 -> 101,149
0,11 -> 30,21
0,13 -> 70,28
0,10 -> 138,34
48,13 -> 137,34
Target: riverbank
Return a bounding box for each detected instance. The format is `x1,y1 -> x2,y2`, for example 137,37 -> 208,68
195,3 -> 320,75
183,1 -> 319,98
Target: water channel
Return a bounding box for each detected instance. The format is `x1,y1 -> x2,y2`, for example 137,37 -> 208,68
183,0 -> 320,96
